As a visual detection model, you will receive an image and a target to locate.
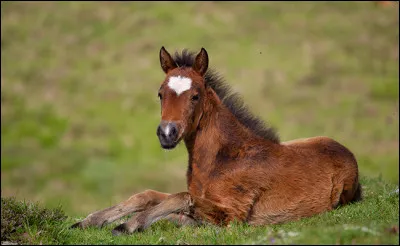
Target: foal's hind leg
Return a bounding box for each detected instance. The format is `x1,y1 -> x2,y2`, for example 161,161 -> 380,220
71,190 -> 170,229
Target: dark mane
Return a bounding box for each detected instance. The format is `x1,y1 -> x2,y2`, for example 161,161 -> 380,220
172,49 -> 280,143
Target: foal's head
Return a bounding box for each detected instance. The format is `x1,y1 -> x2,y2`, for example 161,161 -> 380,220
156,47 -> 210,149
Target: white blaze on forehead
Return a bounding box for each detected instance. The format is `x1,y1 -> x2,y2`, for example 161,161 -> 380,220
168,76 -> 192,96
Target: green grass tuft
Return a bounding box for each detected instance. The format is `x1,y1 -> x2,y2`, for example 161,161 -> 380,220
1,197 -> 67,244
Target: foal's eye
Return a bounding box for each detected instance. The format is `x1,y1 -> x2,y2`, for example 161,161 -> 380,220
191,94 -> 199,101
158,93 -> 162,100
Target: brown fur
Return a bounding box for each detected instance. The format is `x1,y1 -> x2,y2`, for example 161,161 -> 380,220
71,47 -> 362,234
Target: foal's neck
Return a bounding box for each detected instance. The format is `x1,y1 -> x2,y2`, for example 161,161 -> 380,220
183,93 -> 259,167
183,88 -> 276,191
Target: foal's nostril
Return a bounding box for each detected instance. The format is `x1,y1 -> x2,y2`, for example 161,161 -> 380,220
157,125 -> 163,137
157,125 -> 167,139
169,125 -> 177,138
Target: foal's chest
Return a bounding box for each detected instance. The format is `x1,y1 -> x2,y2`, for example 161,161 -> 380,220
187,161 -> 213,198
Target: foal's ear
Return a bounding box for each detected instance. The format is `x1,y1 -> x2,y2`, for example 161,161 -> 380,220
193,48 -> 209,76
160,46 -> 178,74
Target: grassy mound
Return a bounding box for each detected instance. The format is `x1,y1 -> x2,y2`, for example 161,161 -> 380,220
1,197 -> 67,244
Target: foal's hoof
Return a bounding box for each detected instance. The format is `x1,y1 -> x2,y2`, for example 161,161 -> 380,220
70,222 -> 84,229
112,224 -> 129,236
112,222 -> 144,236
70,218 -> 107,229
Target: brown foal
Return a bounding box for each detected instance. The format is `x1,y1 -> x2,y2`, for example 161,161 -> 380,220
71,47 -> 361,235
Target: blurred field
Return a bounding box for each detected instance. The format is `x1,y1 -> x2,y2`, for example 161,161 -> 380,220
1,1 -> 399,217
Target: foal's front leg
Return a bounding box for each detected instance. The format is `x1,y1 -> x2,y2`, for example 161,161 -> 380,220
71,189 -> 170,229
112,192 -> 229,235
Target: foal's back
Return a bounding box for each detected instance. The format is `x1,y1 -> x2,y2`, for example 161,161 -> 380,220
246,136 -> 360,225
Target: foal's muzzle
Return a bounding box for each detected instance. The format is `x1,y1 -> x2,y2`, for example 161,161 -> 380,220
157,121 -> 179,149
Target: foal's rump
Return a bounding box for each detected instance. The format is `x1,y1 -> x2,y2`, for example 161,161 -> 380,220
283,136 -> 360,203
246,136 -> 360,225
281,136 -> 359,173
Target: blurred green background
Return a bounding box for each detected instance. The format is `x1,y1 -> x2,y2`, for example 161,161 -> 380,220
1,1 -> 398,217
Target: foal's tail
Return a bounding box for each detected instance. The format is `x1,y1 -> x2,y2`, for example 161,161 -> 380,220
351,182 -> 363,203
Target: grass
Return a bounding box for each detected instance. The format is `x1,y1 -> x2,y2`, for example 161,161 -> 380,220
1,176 -> 398,245
1,197 -> 67,244
1,1 -> 399,244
